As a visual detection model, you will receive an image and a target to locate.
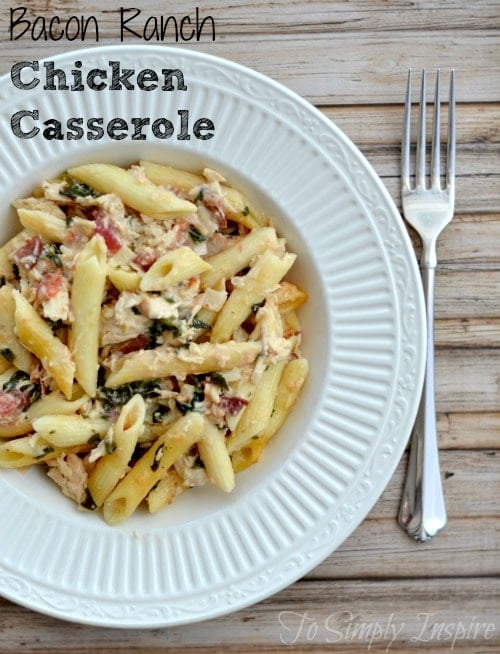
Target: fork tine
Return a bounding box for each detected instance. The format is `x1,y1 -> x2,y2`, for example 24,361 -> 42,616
447,69 -> 456,190
416,69 -> 426,189
431,70 -> 441,190
401,69 -> 412,190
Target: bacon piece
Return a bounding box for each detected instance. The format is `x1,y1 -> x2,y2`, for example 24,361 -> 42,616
133,251 -> 157,271
0,390 -> 28,425
94,214 -> 122,254
219,396 -> 248,417
35,270 -> 64,303
10,236 -> 44,270
115,333 -> 150,355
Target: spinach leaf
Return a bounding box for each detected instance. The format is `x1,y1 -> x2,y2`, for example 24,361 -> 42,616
97,379 -> 161,408
61,179 -> 99,199
148,319 -> 181,347
188,226 -> 206,243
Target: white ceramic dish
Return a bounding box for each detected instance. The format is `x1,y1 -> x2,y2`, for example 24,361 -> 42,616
0,45 -> 425,627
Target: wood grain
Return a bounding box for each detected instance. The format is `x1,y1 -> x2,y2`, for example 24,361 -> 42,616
0,578 -> 498,652
1,34 -> 499,104
0,1 -> 498,652
4,0 -> 500,33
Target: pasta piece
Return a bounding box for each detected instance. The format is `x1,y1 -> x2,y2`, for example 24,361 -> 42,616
200,226 -> 278,289
32,414 -> 109,447
17,208 -> 94,243
271,281 -> 308,313
70,235 -> 107,397
140,246 -> 211,292
0,285 -> 33,373
140,160 -> 265,229
146,468 -> 186,513
232,358 -> 309,471
0,388 -> 89,439
13,290 -> 75,399
26,389 -> 88,420
12,196 -> 66,219
67,164 -> 196,217
227,359 -> 286,453
0,231 -> 29,279
105,340 -> 261,387
107,265 -> 141,292
106,246 -> 141,291
211,251 -> 296,343
0,415 -> 32,438
0,358 -> 11,375
0,435 -> 79,468
197,418 -> 234,492
103,412 -> 203,525
140,160 -> 204,192
87,394 -> 145,507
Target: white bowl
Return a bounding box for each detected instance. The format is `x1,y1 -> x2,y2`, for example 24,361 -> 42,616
0,45 -> 425,627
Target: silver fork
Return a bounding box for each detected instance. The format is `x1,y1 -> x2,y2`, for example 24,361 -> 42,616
398,69 -> 456,542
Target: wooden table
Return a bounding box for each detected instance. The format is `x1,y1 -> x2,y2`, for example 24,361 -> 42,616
0,1 -> 498,652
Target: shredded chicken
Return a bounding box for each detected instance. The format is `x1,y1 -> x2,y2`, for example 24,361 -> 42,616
47,453 -> 88,504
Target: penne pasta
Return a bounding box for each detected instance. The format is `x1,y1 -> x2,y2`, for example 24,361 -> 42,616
0,285 -> 33,373
0,160 -> 308,524
16,208 -> 95,243
140,160 -> 266,229
271,281 -> 308,313
0,358 -> 11,375
146,468 -> 187,513
0,387 -> 88,439
27,388 -> 88,420
232,358 -> 309,472
87,394 -> 145,507
32,414 -> 109,447
211,251 -> 296,343
13,290 -> 75,399
200,226 -> 278,289
140,160 -> 204,192
227,360 -> 286,453
70,235 -> 107,397
67,163 -> 196,217
197,418 -> 235,492
0,434 -> 80,468
0,414 -> 33,438
140,246 -> 211,292
105,340 -> 261,387
12,196 -> 66,219
103,412 -> 203,525
107,265 -> 141,292
0,231 -> 29,279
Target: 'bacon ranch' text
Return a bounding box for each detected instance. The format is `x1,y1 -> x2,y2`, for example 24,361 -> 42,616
9,7 -> 216,43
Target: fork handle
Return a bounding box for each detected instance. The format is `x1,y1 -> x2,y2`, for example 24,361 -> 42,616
399,264 -> 447,541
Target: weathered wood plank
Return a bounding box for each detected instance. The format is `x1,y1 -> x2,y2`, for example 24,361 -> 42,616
309,516 -> 500,580
367,450 -> 499,520
434,268 -> 500,319
0,578 -> 497,652
322,104 -> 500,146
435,319 -> 500,348
361,145 -> 499,180
409,215 -> 500,264
0,32 -> 498,104
438,412 -> 500,448
2,1 -> 500,35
